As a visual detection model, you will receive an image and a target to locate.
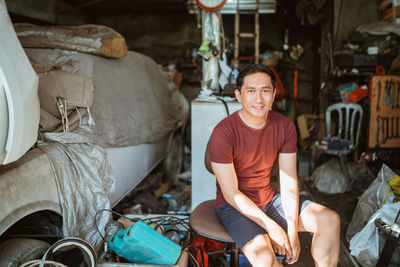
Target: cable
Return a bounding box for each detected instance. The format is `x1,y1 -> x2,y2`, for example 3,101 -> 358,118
20,260 -> 68,267
185,248 -> 201,267
94,211 -> 199,265
205,249 -> 226,255
143,216 -> 191,231
94,208 -> 137,239
186,245 -> 203,267
95,210 -> 192,242
216,97 -> 230,116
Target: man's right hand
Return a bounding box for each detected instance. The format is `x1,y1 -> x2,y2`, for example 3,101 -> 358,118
265,220 -> 292,258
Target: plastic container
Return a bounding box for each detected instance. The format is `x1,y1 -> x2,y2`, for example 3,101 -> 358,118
109,221 -> 181,265
231,66 -> 239,84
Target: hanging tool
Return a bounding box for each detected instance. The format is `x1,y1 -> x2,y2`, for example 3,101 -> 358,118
396,81 -> 400,108
376,81 -> 381,111
376,116 -> 380,148
394,117 -> 399,138
381,116 -> 388,143
385,117 -> 390,140
388,117 -> 393,139
392,84 -> 396,109
385,79 -> 392,105
391,80 -> 397,109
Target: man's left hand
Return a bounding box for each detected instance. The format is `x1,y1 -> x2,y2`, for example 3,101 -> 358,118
285,230 -> 300,264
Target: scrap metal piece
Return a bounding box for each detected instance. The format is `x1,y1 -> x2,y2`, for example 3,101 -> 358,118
375,218 -> 392,236
375,209 -> 400,267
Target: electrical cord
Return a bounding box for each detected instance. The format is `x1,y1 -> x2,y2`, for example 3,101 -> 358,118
143,216 -> 190,229
95,209 -> 192,243
95,209 -> 202,266
205,249 -> 226,255
215,96 -> 230,116
94,208 -> 136,239
185,245 -> 203,267
20,260 -> 68,267
185,248 -> 201,267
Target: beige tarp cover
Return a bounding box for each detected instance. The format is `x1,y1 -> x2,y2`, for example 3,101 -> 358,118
38,133 -> 114,246
38,70 -> 94,132
25,48 -> 189,147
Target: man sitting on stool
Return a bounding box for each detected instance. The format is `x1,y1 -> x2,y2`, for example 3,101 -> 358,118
209,64 -> 340,267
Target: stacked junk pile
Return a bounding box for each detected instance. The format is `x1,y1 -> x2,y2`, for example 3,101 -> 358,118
1,14 -> 209,267
295,4 -> 400,265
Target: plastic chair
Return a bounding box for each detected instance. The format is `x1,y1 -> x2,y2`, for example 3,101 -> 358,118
311,103 -> 363,190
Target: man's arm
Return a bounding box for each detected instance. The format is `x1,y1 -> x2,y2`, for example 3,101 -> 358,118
279,152 -> 300,263
211,162 -> 291,256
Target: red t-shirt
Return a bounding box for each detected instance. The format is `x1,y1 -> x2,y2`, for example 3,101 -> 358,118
209,111 -> 297,208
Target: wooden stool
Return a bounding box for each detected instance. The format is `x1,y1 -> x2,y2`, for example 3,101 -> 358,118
190,200 -> 239,267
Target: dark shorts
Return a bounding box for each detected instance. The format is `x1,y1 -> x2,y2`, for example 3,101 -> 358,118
216,192 -> 312,249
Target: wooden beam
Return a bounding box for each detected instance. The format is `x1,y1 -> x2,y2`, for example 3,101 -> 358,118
14,23 -> 128,58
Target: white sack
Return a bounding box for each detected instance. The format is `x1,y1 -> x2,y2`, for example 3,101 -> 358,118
349,201 -> 400,267
312,158 -> 348,193
346,164 -> 395,241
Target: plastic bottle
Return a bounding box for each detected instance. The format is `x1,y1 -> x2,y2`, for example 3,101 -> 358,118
161,193 -> 179,211
231,65 -> 239,84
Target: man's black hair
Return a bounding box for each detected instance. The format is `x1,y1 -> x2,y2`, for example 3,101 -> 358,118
236,64 -> 276,91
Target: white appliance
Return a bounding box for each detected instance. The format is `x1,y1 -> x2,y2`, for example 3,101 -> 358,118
0,0 -> 40,164
191,99 -> 242,210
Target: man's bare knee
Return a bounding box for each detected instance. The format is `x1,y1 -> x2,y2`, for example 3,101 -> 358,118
310,208 -> 340,267
242,235 -> 282,267
317,208 -> 340,235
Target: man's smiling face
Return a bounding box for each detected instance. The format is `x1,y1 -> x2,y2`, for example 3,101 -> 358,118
235,72 -> 275,122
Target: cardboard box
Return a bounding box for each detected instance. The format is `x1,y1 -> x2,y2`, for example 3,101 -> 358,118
297,114 -> 326,140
